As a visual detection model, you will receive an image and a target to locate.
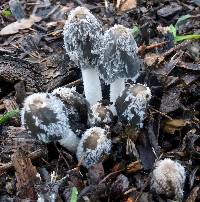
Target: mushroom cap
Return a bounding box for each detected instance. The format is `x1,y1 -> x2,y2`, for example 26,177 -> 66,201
151,158 -> 186,200
76,127 -> 112,168
115,84 -> 151,127
63,6 -> 102,69
98,24 -> 141,84
88,102 -> 113,127
21,93 -> 72,143
52,87 -> 89,136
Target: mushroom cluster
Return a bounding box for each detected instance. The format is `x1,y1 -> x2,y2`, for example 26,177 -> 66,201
20,7 -> 151,170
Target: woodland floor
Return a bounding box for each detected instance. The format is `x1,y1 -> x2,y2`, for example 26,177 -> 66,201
0,0 -> 200,201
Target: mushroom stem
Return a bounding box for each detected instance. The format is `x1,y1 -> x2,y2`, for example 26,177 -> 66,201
110,78 -> 125,114
81,68 -> 102,106
58,129 -> 80,153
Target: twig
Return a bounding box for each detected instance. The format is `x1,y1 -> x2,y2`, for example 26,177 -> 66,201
150,107 -> 173,120
64,79 -> 82,88
99,168 -> 124,184
138,41 -> 167,54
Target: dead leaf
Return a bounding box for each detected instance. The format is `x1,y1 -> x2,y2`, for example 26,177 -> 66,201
186,187 -> 199,202
116,0 -> 137,13
163,119 -> 189,134
0,15 -> 42,36
126,160 -> 143,173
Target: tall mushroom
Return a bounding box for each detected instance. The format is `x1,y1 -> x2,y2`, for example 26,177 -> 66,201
63,7 -> 103,106
21,93 -> 80,152
99,24 -> 141,113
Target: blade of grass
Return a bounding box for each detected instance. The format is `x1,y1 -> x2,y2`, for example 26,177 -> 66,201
0,108 -> 20,125
70,187 -> 78,202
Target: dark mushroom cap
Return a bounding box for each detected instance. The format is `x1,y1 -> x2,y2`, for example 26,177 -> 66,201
115,84 -> 151,127
76,127 -> 112,168
63,6 -> 102,69
21,93 -> 72,143
98,24 -> 141,84
52,87 -> 89,136
88,102 -> 113,126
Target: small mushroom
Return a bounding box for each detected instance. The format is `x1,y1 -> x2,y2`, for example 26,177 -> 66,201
99,24 -> 141,113
151,158 -> 186,200
63,7 -> 103,106
52,87 -> 89,136
115,83 -> 151,128
21,93 -> 80,152
88,102 -> 113,127
76,127 -> 112,168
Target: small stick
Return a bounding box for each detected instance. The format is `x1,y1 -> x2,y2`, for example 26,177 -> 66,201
98,168 -> 124,184
138,41 -> 167,54
150,107 -> 173,120
64,79 -> 82,88
0,149 -> 44,175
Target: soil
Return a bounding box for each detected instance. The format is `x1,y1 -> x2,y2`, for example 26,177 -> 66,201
0,0 -> 200,201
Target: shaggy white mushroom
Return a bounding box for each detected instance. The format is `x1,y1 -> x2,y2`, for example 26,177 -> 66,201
115,83 -> 151,128
151,158 -> 186,200
21,93 -> 80,152
52,87 -> 89,135
88,102 -> 113,127
63,7 -> 102,106
76,127 -> 112,168
99,24 -> 141,113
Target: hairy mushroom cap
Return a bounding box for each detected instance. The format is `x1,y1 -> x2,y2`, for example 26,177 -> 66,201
88,102 -> 113,127
115,84 -> 151,128
21,93 -> 79,152
52,87 -> 89,135
76,127 -> 112,168
98,24 -> 140,84
151,158 -> 186,200
63,6 -> 102,68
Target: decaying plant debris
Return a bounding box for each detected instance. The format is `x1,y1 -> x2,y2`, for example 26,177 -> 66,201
0,0 -> 200,201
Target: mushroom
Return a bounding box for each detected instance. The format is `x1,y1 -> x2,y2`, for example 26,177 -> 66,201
76,127 -> 112,168
151,158 -> 186,200
52,87 -> 89,136
88,101 -> 113,127
63,7 -> 103,106
21,93 -> 80,152
115,83 -> 151,128
98,24 -> 141,113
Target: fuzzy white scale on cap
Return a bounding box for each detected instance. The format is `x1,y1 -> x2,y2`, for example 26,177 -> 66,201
151,158 -> 186,200
76,127 -> 111,168
63,7 -> 102,106
21,93 -> 79,152
88,102 -> 113,126
115,84 -> 151,128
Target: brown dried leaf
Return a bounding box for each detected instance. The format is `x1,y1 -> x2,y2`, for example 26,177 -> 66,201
126,161 -> 143,173
163,119 -> 189,134
186,187 -> 199,202
117,0 -> 137,13
0,15 -> 41,36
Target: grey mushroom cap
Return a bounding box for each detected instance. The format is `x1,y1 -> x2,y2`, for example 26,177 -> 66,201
88,102 -> 114,127
21,93 -> 72,143
76,127 -> 112,168
115,84 -> 151,127
98,24 -> 141,83
63,6 -> 102,69
52,87 -> 90,136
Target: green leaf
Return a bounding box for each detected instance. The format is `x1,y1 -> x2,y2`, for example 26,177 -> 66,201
168,24 -> 177,38
1,8 -> 12,17
70,187 -> 78,202
175,34 -> 200,42
0,108 -> 20,125
132,25 -> 140,37
175,14 -> 192,27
